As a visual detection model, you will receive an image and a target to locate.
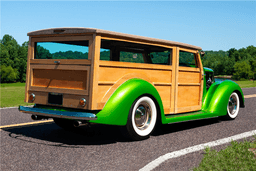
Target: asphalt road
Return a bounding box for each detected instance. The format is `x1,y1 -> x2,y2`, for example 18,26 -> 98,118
1,88 -> 256,171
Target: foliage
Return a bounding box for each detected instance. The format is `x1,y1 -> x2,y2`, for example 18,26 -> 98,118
193,139 -> 256,171
0,65 -> 19,83
1,34 -> 28,82
202,46 -> 256,80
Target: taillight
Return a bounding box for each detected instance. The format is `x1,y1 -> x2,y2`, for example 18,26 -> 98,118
29,93 -> 35,101
79,98 -> 86,106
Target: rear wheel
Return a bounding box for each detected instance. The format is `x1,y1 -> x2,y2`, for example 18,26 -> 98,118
123,96 -> 157,141
225,92 -> 240,120
53,118 -> 75,130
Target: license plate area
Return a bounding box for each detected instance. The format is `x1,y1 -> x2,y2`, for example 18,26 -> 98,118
48,93 -> 63,105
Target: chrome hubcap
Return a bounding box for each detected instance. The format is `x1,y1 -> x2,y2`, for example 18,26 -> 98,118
134,102 -> 151,130
228,94 -> 237,115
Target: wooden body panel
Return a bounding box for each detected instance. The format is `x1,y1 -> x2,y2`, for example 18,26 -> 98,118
25,30 -> 204,115
96,61 -> 173,111
27,91 -> 89,109
25,34 -> 93,109
175,50 -> 203,113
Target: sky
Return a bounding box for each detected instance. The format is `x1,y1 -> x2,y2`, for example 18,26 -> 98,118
1,1 -> 255,51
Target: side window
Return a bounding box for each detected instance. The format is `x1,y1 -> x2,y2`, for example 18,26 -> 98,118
150,51 -> 171,65
120,52 -> 144,63
179,51 -> 197,67
100,48 -> 110,61
100,39 -> 172,65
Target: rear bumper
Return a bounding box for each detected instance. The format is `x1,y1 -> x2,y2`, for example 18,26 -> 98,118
18,106 -> 97,120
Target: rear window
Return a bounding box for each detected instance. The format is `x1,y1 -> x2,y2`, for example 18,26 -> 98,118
35,41 -> 89,59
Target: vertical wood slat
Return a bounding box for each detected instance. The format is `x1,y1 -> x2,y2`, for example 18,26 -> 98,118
89,34 -> 101,109
197,52 -> 204,106
170,47 -> 177,113
174,47 -> 179,113
25,37 -> 32,102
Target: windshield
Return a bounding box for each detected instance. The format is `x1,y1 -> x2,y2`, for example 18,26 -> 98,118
35,41 -> 89,59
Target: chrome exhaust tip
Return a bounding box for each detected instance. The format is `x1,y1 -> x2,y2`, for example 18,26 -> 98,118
31,115 -> 46,120
73,121 -> 87,127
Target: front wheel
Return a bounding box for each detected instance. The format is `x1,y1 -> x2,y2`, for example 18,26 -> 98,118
225,92 -> 240,120
123,96 -> 157,141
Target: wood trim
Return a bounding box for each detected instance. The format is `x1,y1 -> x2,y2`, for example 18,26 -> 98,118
88,37 -> 93,60
98,81 -> 115,85
89,34 -> 101,109
30,86 -> 88,95
30,64 -> 90,70
153,82 -> 172,86
179,48 -> 198,54
99,60 -> 172,71
176,105 -> 201,113
101,36 -> 175,50
28,39 -> 35,98
30,64 -> 90,95
178,83 -> 200,86
32,35 -> 92,42
174,47 -> 179,113
25,37 -> 32,102
197,52 -> 204,107
178,67 -> 200,72
101,72 -> 152,103
30,59 -> 91,65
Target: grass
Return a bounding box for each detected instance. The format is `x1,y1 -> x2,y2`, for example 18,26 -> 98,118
193,138 -> 256,171
234,80 -> 256,88
0,82 -> 34,108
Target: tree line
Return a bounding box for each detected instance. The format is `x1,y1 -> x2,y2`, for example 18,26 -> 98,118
1,34 -> 255,83
202,46 -> 256,80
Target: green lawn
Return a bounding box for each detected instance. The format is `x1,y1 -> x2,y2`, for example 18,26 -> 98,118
234,80 -> 256,88
0,82 -> 33,108
193,138 -> 256,171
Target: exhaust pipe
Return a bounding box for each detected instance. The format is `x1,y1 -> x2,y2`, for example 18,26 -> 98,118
31,115 -> 46,120
73,121 -> 88,127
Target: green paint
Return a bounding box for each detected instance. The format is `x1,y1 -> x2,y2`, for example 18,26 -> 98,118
90,78 -> 164,125
18,71 -> 244,127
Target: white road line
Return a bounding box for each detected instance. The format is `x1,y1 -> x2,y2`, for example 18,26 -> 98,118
140,130 -> 256,171
244,94 -> 256,98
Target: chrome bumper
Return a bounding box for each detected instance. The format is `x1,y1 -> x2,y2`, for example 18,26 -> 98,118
19,106 -> 97,120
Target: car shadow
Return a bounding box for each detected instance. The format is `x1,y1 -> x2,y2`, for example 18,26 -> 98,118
152,117 -> 222,136
2,117 -> 223,147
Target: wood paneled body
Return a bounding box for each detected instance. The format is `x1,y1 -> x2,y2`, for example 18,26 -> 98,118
25,34 -> 93,109
96,61 -> 173,112
175,50 -> 204,114
25,29 -> 204,115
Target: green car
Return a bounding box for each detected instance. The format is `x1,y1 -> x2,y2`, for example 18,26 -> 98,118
19,28 -> 245,140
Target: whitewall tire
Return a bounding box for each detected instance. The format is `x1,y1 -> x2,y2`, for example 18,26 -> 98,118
125,96 -> 157,140
226,92 -> 240,119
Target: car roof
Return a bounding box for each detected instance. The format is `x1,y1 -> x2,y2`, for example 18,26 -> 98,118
28,27 -> 202,50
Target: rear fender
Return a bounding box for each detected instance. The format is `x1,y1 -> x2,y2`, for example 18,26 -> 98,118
90,78 -> 164,125
202,80 -> 244,116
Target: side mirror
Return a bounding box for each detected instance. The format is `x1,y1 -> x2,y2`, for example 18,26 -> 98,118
200,51 -> 205,58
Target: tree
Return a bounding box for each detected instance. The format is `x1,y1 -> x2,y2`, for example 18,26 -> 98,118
233,61 -> 252,80
0,65 -> 19,83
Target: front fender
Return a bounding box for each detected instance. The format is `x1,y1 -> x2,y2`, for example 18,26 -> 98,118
90,78 -> 164,125
202,80 -> 244,116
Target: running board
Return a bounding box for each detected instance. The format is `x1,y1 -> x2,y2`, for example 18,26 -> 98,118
163,110 -> 222,124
